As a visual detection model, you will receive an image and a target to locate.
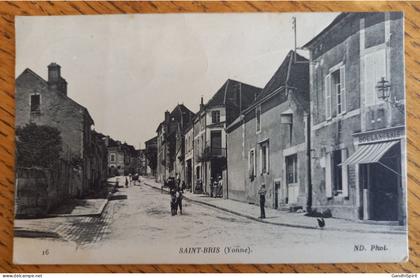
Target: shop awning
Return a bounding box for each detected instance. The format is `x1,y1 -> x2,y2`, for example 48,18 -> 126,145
342,140 -> 399,166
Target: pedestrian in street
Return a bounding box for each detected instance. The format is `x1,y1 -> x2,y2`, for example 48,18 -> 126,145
176,173 -> 181,188
177,186 -> 183,215
217,176 -> 223,197
210,177 -> 214,197
125,177 -> 129,188
170,187 -> 178,216
258,184 -> 267,219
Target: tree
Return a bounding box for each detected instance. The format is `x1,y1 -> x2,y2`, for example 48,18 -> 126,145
146,149 -> 157,175
16,123 -> 62,168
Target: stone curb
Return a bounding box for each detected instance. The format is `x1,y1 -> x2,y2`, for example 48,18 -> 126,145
14,228 -> 61,239
47,198 -> 109,218
144,182 -> 406,235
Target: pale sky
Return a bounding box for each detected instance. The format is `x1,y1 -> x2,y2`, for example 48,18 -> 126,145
16,13 -> 338,148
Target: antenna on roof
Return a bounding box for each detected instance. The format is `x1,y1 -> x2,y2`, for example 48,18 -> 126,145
292,16 -> 310,65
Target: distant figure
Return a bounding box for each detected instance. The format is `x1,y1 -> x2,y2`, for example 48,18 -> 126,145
176,173 -> 181,188
258,184 -> 267,219
170,187 -> 178,216
317,218 -> 326,229
210,177 -> 215,197
217,176 -> 223,197
125,177 -> 129,188
177,187 -> 183,215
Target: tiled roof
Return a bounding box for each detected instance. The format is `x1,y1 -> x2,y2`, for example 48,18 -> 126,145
256,50 -> 308,101
206,79 -> 261,108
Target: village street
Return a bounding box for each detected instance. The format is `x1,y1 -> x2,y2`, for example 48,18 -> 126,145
13,177 -> 407,264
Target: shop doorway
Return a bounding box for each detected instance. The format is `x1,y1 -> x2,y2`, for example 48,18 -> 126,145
360,143 -> 401,221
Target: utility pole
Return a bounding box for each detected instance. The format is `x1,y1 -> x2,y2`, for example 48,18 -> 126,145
292,16 -> 297,62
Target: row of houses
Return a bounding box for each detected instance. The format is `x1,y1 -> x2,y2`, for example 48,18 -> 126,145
103,134 -> 148,177
147,12 -> 406,225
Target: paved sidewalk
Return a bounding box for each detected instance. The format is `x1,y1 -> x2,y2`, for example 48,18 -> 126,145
15,197 -> 109,240
48,198 -> 108,217
143,177 -> 407,235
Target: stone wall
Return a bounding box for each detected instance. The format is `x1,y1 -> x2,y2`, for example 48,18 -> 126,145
15,161 -> 83,218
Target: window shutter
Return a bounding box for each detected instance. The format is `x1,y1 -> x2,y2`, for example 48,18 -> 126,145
340,65 -> 346,113
342,148 -> 349,197
266,143 -> 270,174
325,75 -> 331,120
325,152 -> 332,198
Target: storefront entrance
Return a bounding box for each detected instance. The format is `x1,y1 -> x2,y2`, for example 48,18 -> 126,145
359,143 -> 401,221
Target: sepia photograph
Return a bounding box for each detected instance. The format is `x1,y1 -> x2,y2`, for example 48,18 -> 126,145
13,12 -> 408,264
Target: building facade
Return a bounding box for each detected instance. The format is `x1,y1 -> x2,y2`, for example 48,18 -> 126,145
106,137 -> 126,176
226,51 -> 310,210
192,80 -> 261,195
156,105 -> 195,183
91,131 -> 108,191
15,63 -> 95,198
184,125 -> 194,190
304,12 -> 406,224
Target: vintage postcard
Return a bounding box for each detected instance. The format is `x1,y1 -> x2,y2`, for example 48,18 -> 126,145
13,12 -> 408,264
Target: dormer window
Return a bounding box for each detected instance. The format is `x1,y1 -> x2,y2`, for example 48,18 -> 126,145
211,110 -> 220,124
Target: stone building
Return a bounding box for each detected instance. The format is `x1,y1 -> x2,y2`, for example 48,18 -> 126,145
104,136 -> 138,177
91,131 -> 108,191
303,12 -> 406,224
226,51 -> 310,209
156,104 -> 195,183
184,124 -> 194,190
192,80 -> 261,195
15,63 -> 95,198
106,137 -> 125,176
145,136 -> 158,176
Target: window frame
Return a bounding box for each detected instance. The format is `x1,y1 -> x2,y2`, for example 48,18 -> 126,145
248,148 -> 256,178
324,62 -> 346,120
259,140 -> 269,175
30,93 -> 41,113
110,153 -> 116,162
285,154 -> 298,185
211,110 -> 221,124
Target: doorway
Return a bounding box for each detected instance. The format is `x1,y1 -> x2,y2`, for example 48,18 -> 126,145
274,180 -> 281,209
360,143 -> 401,221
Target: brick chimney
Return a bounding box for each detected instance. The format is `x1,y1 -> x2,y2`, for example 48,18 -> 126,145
200,96 -> 204,110
48,63 -> 67,96
164,110 -> 170,124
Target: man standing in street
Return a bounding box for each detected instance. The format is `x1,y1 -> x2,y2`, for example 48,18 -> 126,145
258,184 -> 267,219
